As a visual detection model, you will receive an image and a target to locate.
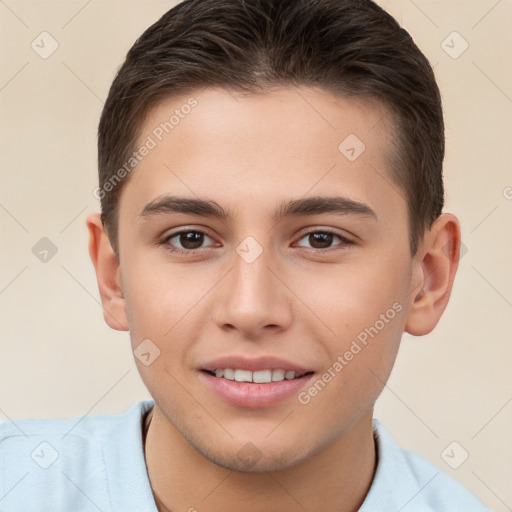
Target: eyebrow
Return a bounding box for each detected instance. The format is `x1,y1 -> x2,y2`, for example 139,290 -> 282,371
139,194 -> 378,222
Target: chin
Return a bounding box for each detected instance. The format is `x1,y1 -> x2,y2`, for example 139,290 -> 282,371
201,443 -> 313,473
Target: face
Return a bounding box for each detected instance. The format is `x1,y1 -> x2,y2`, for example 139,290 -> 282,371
115,86 -> 416,471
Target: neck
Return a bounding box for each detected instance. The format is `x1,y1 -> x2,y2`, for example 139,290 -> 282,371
144,406 -> 377,512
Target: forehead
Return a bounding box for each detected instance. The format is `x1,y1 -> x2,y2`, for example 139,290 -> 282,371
121,86 -> 405,226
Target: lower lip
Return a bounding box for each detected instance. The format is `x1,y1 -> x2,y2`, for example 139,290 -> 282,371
199,371 -> 314,409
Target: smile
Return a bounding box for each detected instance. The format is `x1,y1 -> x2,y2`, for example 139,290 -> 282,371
204,368 -> 309,383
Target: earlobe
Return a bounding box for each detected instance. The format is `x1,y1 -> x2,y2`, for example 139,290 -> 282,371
404,213 -> 461,336
86,213 -> 129,331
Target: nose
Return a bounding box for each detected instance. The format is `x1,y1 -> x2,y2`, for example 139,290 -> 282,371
212,245 -> 294,339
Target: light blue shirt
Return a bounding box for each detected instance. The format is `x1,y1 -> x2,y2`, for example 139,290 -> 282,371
0,400 -> 490,511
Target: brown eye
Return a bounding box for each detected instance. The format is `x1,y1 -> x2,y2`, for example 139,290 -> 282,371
163,230 -> 216,253
307,232 -> 335,249
295,230 -> 354,251
176,231 -> 204,250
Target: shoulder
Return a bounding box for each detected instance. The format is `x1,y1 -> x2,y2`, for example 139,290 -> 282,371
360,418 -> 492,512
0,400 -> 156,512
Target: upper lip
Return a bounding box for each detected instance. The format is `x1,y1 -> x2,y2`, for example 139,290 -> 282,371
200,356 -> 313,374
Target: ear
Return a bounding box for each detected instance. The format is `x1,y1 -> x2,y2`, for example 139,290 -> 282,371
405,213 -> 461,336
86,213 -> 129,331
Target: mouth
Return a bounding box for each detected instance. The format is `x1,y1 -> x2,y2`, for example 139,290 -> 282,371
198,357 -> 315,408
201,368 -> 313,383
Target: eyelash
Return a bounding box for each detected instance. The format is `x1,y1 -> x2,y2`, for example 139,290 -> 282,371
160,228 -> 355,256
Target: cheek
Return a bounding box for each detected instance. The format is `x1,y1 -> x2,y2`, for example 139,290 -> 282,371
121,256 -> 221,382
300,251 -> 408,335
298,306 -> 405,432
298,256 -> 408,401
122,256 -> 199,338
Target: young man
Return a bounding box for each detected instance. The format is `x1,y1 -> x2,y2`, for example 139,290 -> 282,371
0,0 -> 491,510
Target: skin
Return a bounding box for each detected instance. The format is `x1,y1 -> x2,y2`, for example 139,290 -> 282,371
87,86 -> 461,512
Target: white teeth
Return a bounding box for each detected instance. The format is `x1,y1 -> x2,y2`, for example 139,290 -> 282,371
210,368 -> 304,382
253,370 -> 272,383
223,368 -> 235,380
271,369 -> 285,382
234,369 -> 253,382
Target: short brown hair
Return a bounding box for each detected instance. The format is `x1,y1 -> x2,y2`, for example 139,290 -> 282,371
97,0 -> 444,258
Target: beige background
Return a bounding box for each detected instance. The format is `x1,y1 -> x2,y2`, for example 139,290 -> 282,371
0,0 -> 510,509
